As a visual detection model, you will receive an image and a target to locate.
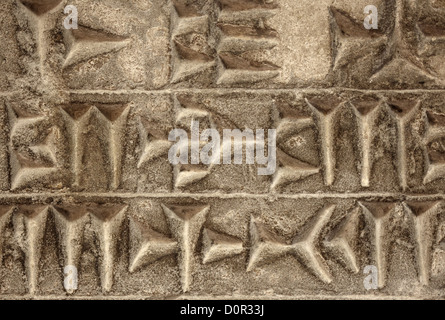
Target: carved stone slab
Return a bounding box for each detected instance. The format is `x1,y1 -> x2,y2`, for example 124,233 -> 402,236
0,0 -> 444,299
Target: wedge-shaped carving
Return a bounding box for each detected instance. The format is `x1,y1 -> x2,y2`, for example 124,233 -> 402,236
291,205 -> 335,284
271,150 -> 319,190
129,218 -> 178,273
417,6 -> 445,56
306,97 -> 343,186
172,0 -> 202,17
216,0 -> 280,84
170,1 -> 215,83
137,118 -> 172,168
218,0 -> 278,12
329,7 -> 383,39
161,204 -> 209,292
330,1 -> 439,86
63,26 -> 130,69
324,207 -> 361,274
329,6 -> 384,72
386,99 -> 419,190
172,96 -> 214,189
247,218 -> 292,272
403,201 -> 441,285
248,205 -> 335,284
359,202 -> 396,288
370,0 -> 437,84
88,204 -> 127,293
217,52 -> 280,84
53,204 -> 126,293
217,24 -> 279,53
52,205 -> 88,294
423,110 -> 445,184
19,0 -> 62,16
350,98 -> 381,187
174,164 -> 210,189
13,205 -> 50,295
8,106 -> 58,190
272,103 -> 319,190
61,103 -> 129,190
202,228 -> 243,264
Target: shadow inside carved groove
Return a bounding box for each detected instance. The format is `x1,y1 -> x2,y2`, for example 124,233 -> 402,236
61,104 -> 91,120
387,99 -> 418,117
306,97 -> 343,115
174,40 -> 213,62
426,111 -> 445,126
218,0 -> 278,12
219,52 -> 279,70
19,0 -> 62,15
61,103 -> 127,121
164,204 -> 208,220
418,21 -> 445,37
350,98 -> 380,116
71,26 -> 128,43
330,6 -> 383,38
88,203 -> 127,222
427,139 -> 445,164
172,0 -> 201,17
218,24 -> 279,38
52,205 -> 88,221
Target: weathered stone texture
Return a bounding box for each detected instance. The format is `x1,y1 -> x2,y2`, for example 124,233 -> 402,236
0,0 -> 444,299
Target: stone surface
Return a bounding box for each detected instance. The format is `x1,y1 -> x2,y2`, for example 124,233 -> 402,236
0,0 -> 444,299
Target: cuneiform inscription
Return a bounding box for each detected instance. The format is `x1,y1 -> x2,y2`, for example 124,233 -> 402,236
4,93 -> 445,192
0,198 -> 442,295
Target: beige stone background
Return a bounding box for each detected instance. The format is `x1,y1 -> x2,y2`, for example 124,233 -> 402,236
0,0 -> 444,299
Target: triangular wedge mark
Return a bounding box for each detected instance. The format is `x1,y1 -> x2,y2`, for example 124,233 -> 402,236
89,204 -> 127,293
306,97 -> 343,116
19,0 -> 62,16
291,205 -> 335,284
15,205 -> 50,294
330,6 -> 383,38
403,201 -> 441,285
161,204 -> 209,292
350,99 -> 380,116
358,201 -> 395,288
271,149 -> 319,190
129,219 -> 178,273
94,104 -> 129,122
52,205 -> 89,293
202,228 -> 243,264
219,52 -> 279,71
174,164 -> 210,188
370,58 -> 437,85
64,26 -> 130,68
174,40 -> 213,62
324,207 -> 361,273
404,201 -> 440,217
359,202 -> 395,219
61,104 -> 93,120
218,0 -> 278,12
386,100 -> 419,118
88,204 -> 127,222
247,218 -> 291,272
